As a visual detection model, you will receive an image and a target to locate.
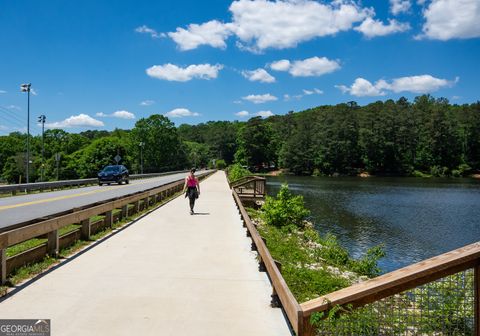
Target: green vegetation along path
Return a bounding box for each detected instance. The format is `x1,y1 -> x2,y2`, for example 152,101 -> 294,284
0,171 -> 290,335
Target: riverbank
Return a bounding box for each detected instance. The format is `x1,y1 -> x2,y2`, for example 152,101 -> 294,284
248,184 -> 384,302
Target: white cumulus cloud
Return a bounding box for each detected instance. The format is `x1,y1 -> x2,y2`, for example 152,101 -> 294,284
235,110 -> 250,117
270,59 -> 291,71
355,18 -> 410,38
168,0 -> 373,52
270,56 -> 340,77
242,93 -> 278,104
256,110 -> 274,118
336,78 -> 387,97
168,20 -> 232,50
227,0 -> 371,51
96,110 -> 135,119
390,0 -> 411,15
135,25 -> 165,39
146,63 -> 223,82
45,114 -> 104,129
241,68 -> 276,83
111,110 -> 135,119
388,75 -> 458,93
418,0 -> 480,40
165,108 -> 200,118
336,75 -> 458,96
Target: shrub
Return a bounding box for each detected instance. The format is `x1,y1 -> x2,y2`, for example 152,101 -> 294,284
227,163 -> 251,182
215,159 -> 226,169
261,184 -> 310,228
430,165 -> 449,177
316,233 -> 350,266
350,244 -> 386,277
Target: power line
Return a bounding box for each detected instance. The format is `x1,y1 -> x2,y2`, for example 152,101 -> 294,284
0,106 -> 26,124
0,107 -> 24,120
0,106 -> 28,131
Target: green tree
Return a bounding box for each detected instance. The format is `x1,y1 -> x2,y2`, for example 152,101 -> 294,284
131,114 -> 187,172
235,117 -> 273,168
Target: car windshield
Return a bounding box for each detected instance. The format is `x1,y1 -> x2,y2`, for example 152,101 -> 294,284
103,166 -> 120,172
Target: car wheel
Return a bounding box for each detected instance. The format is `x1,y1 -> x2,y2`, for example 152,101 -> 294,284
118,180 -> 123,185
98,183 -> 102,186
126,179 -> 130,184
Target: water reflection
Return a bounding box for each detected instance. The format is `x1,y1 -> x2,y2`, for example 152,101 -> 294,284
267,177 -> 480,273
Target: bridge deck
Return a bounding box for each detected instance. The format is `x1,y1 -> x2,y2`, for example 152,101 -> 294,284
0,171 -> 291,335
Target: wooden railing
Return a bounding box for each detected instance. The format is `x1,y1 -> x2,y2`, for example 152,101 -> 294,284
231,176 -> 266,200
0,171 -> 215,285
232,182 -> 480,336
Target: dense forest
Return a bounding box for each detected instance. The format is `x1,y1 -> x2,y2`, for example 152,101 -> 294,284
0,95 -> 479,183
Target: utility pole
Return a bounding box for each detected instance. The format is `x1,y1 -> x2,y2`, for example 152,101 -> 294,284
21,83 -> 31,183
38,115 -> 46,181
139,142 -> 145,174
55,153 -> 61,181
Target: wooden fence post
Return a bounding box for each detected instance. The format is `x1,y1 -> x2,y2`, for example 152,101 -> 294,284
298,311 -> 315,336
104,210 -> 113,228
80,219 -> 91,240
121,205 -> 128,220
133,201 -> 140,214
1,248 -> 6,285
47,230 -> 59,257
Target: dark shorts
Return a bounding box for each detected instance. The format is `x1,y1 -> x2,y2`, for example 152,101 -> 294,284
187,187 -> 198,200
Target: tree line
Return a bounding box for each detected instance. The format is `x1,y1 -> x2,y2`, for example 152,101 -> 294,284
0,95 -> 479,183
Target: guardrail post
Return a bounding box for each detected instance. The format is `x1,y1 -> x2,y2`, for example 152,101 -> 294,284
121,205 -> 128,220
143,197 -> 149,210
80,219 -> 91,240
47,230 -> 59,257
104,210 -> 113,228
475,264 -> 479,336
133,201 -> 140,214
1,248 -> 6,285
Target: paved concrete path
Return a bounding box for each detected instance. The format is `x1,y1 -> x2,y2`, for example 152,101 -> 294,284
0,171 -> 291,336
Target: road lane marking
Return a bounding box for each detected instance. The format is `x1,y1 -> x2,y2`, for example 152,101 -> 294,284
0,177 -> 182,211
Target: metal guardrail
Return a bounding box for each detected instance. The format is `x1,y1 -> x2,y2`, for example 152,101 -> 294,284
0,170 -> 188,195
232,177 -> 480,336
0,170 -> 215,285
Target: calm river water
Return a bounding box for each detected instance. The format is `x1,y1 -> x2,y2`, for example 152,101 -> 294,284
266,176 -> 480,273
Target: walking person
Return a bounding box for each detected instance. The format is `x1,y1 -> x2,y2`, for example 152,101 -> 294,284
183,168 -> 200,215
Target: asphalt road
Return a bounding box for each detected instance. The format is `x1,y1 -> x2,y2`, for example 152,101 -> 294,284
0,171 -> 211,231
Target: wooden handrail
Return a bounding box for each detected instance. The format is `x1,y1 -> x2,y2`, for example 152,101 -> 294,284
232,190 -> 302,334
230,175 -> 265,188
300,241 -> 480,316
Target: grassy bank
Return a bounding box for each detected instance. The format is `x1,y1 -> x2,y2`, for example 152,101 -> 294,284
249,184 -> 385,303
251,184 -> 474,335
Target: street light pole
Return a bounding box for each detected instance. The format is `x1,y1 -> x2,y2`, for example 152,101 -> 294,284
21,83 -> 31,184
139,142 -> 144,174
38,115 -> 46,181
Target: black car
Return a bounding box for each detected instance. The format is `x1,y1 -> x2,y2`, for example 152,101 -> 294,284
98,165 -> 129,185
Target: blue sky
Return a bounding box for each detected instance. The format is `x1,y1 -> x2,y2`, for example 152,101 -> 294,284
0,0 -> 479,134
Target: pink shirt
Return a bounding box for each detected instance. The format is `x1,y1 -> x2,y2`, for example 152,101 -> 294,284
187,175 -> 197,187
